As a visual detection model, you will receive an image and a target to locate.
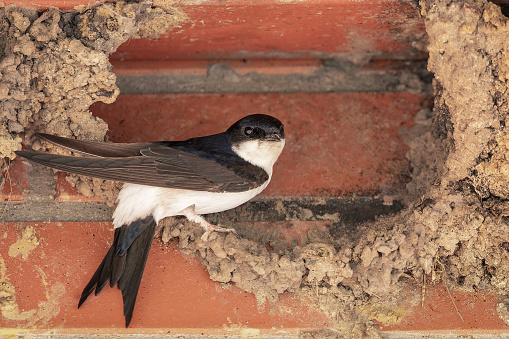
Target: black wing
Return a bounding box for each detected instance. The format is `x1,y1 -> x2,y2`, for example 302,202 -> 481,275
35,133 -> 153,157
15,133 -> 268,192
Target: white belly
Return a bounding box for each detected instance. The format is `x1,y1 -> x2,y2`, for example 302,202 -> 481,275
112,181 -> 269,228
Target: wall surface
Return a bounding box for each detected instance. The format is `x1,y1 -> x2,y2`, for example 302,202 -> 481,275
2,0 -> 509,338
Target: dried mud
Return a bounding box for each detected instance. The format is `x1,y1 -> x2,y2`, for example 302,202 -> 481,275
5,0 -> 509,336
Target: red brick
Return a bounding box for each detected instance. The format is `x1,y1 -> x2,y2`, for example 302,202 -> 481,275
4,222 -> 509,334
1,221 -> 332,332
91,92 -> 426,197
1,157 -> 29,202
110,1 -> 425,61
379,284 -> 508,333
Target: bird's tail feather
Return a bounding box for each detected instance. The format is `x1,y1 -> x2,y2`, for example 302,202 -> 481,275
78,216 -> 157,327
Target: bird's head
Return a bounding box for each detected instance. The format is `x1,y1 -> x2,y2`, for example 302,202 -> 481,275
228,114 -> 285,174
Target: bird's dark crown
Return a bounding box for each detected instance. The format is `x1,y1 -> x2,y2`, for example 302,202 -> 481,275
228,114 -> 285,144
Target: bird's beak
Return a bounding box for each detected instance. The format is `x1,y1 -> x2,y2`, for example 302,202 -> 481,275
265,133 -> 283,142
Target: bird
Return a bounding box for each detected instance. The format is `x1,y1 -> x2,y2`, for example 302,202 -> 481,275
15,114 -> 285,327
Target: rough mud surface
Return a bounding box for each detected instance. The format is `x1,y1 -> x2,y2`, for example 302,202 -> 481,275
151,1 -> 509,336
423,0 -> 509,296
0,0 -> 186,201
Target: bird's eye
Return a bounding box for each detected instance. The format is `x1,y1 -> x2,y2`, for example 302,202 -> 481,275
244,127 -> 253,136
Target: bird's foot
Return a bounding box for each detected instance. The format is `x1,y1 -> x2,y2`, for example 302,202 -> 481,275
200,223 -> 237,242
181,205 -> 237,242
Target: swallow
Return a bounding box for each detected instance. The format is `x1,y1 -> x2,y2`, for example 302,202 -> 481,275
15,114 -> 285,327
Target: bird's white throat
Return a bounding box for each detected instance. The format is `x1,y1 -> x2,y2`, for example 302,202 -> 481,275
232,139 -> 285,175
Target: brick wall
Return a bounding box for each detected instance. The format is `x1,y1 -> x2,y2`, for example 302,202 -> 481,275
2,0 -> 509,337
